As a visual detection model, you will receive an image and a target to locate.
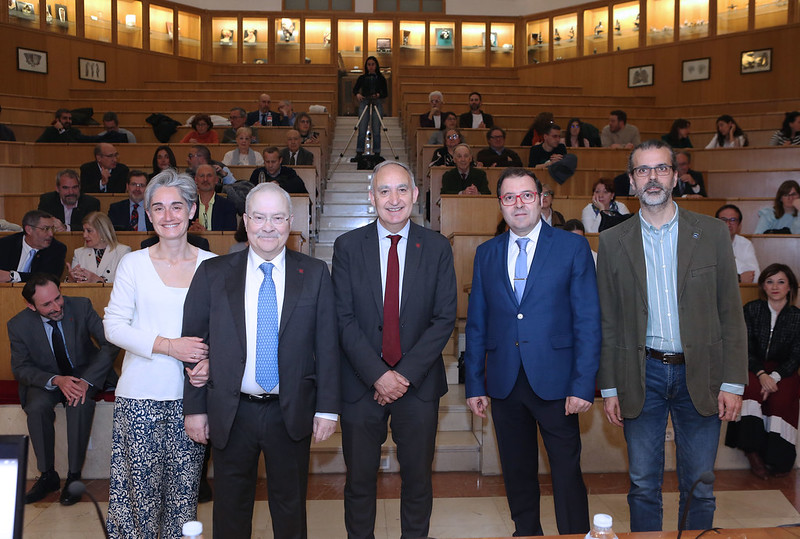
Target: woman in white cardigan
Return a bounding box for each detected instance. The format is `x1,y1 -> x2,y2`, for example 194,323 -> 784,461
222,126 -> 264,166
66,212 -> 131,283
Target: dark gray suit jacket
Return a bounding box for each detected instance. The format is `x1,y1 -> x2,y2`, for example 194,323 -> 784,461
280,147 -> 314,166
38,191 -> 101,231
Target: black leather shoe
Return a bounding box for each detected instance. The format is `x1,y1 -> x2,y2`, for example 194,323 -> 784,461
198,477 -> 213,503
25,470 -> 60,504
60,472 -> 82,506
350,152 -> 363,163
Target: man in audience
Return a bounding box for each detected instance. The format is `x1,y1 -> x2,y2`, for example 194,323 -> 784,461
79,143 -> 130,194
38,169 -> 100,232
442,143 -> 490,195
598,139 -> 746,533
420,91 -> 447,128
97,111 -> 136,143
222,107 -> 256,144
672,151 -> 707,197
36,109 -> 83,143
600,109 -> 641,149
187,145 -> 236,185
0,210 -> 66,283
280,129 -> 314,166
528,123 -> 566,167
459,92 -> 494,129
248,146 -> 308,193
477,127 -> 523,167
188,164 -> 238,232
716,204 -> 760,283
279,99 -> 297,126
108,170 -> 152,232
246,93 -> 286,127
8,273 -> 118,505
0,104 -> 16,141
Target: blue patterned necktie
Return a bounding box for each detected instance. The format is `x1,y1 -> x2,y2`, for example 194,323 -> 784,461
514,238 -> 530,304
255,262 -> 279,392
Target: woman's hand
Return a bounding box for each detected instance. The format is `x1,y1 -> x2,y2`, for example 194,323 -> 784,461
166,336 -> 208,363
186,359 -> 209,387
758,372 -> 778,401
592,193 -> 609,211
67,263 -> 103,283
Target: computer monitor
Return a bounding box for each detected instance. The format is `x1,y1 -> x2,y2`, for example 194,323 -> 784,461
0,435 -> 28,539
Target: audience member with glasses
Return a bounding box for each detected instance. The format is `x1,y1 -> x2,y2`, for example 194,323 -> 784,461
0,210 -> 66,283
79,142 -> 130,194
564,118 -> 591,148
222,107 -> 257,144
715,204 -> 760,283
181,113 -> 219,144
581,178 -> 630,233
540,183 -> 566,227
754,180 -> 800,234
476,127 -> 524,168
66,211 -> 131,284
428,127 -> 465,169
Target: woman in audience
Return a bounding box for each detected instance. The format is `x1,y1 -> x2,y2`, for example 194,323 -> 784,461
662,118 -> 693,148
295,112 -> 319,144
705,114 -> 748,148
725,264 -> 800,479
521,111 -> 554,146
540,183 -> 565,227
564,118 -> 590,148
769,111 -> 800,146
180,113 -> 219,144
66,212 -> 131,283
428,127 -> 463,168
150,145 -> 177,180
104,170 -> 215,538
581,178 -> 629,233
222,126 -> 264,166
428,112 -> 459,146
754,180 -> 800,234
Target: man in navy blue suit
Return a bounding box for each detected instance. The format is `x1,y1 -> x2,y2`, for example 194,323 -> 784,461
107,170 -> 152,231
464,167 -> 601,537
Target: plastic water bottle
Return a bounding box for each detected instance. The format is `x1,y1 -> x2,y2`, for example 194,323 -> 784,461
585,514 -> 617,539
182,521 -> 204,539
266,113 -> 273,126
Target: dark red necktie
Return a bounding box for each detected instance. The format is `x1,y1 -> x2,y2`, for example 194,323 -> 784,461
382,235 -> 402,366
130,203 -> 139,230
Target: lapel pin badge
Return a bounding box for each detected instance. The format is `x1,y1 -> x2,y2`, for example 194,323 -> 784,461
692,232 -> 700,239
416,243 -> 421,248
298,268 -> 304,273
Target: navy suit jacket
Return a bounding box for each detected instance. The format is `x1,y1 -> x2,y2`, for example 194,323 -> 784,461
38,191 -> 101,231
464,223 -> 601,402
245,110 -> 288,127
108,198 -> 153,231
79,162 -> 130,194
0,232 -> 67,281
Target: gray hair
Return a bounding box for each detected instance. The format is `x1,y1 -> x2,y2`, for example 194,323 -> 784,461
429,91 -> 444,102
56,168 -> 80,187
453,143 -> 472,155
626,139 -> 678,176
144,168 -> 197,212
370,160 -> 416,191
230,107 -> 246,117
245,182 -> 293,216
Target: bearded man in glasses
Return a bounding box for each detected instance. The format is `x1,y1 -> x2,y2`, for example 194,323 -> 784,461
0,210 -> 67,282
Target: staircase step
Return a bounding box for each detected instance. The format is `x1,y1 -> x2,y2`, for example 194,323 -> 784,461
322,203 -> 377,216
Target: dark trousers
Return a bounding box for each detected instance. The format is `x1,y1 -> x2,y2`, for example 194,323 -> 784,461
212,398 -> 311,539
491,367 -> 589,537
23,385 -> 97,474
341,386 -> 439,539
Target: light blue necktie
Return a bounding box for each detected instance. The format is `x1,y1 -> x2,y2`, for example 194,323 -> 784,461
514,238 -> 529,304
21,249 -> 36,273
255,262 -> 279,392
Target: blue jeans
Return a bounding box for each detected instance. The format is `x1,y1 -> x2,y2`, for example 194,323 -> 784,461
356,98 -> 383,153
623,356 -> 721,532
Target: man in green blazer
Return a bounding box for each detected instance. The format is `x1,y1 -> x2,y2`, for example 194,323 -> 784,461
596,140 -> 747,533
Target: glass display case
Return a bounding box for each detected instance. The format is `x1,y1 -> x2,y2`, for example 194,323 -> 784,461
552,13 -> 578,60
461,21 -> 485,67
9,0 -> 41,30
305,18 -> 331,64
584,7 -> 608,56
489,22 -> 514,67
338,19 -> 363,72
43,0 -> 76,35
116,0 -> 141,48
612,1 -> 639,50
84,0 -> 111,42
429,21 -> 454,66
646,0 -> 674,45
276,17 -> 301,63
243,17 -> 268,64
178,10 -> 200,59
717,0 -> 749,34
678,0 -> 709,40
526,18 -> 549,64
149,4 -> 174,55
399,20 -> 425,66
212,16 -> 237,63
368,19 -> 393,68
754,0 -> 788,29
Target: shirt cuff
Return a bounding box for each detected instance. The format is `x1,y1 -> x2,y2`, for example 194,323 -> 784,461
600,388 -> 617,398
46,376 -> 57,390
769,372 -> 782,383
720,383 -> 744,395
10,270 -> 21,283
314,412 -> 338,422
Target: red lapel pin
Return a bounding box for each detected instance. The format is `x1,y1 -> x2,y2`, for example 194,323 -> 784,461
298,268 -> 304,273
416,243 -> 420,248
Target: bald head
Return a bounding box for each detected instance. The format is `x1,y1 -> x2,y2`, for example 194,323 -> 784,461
258,93 -> 272,114
286,129 -> 302,152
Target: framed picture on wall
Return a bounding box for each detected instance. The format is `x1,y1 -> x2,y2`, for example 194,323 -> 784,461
740,48 -> 771,74
17,47 -> 48,74
78,57 -> 106,83
682,57 -> 710,82
627,64 -> 653,88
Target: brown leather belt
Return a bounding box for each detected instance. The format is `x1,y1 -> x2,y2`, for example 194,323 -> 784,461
646,348 -> 685,365
240,392 -> 279,402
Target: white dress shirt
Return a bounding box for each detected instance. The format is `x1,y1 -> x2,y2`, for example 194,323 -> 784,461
506,221 -> 542,290
377,220 -> 411,303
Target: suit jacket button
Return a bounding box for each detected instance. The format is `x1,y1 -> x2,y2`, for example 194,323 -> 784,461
517,313 -> 523,319
378,325 -> 382,331
515,341 -> 519,347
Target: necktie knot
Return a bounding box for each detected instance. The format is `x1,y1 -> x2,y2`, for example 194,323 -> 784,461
47,320 -> 58,330
260,261 -> 274,277
516,237 -> 530,252
388,234 -> 401,246
133,203 -> 138,210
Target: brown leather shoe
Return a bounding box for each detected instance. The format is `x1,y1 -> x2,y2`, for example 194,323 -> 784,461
746,451 -> 769,480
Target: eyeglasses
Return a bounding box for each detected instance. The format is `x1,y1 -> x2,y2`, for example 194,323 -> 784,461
782,191 -> 799,198
718,217 -> 739,224
570,123 -> 580,128
246,213 -> 289,226
129,182 -> 147,189
499,191 -> 538,206
187,153 -> 198,159
542,191 -> 554,198
101,152 -> 119,158
631,164 -> 673,178
446,134 -> 460,141
30,225 -> 56,232
488,134 -> 504,139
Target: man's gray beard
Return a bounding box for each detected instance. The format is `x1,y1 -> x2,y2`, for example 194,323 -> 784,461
636,180 -> 670,208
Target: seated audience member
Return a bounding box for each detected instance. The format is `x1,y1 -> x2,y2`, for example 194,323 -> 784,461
39,169 -> 101,232
661,118 -> 693,148
528,123 -> 566,167
0,104 -> 17,141
246,93 -> 286,127
581,178 -> 629,233
540,184 -> 566,227
279,99 -> 297,127
222,107 -> 256,144
724,264 -> 800,479
280,129 -> 314,166
98,111 -> 136,143
564,118 -> 590,148
520,111 -> 554,146
476,127 -> 523,167
227,218 -> 249,254
295,112 -> 319,144
755,180 -> 800,234
563,219 -> 597,266
150,145 -> 177,180
186,145 -> 235,185
672,150 -> 706,197
108,170 -> 152,232
769,111 -> 800,146
601,109 -> 640,149
705,114 -> 748,148
420,91 -> 448,128
459,91 -> 494,129
188,164 -> 238,232
181,113 -> 219,144
8,273 -> 117,505
36,109 -> 84,143
428,112 -> 458,146
441,144 -> 491,195
248,146 -> 308,193
716,204 -> 760,283
66,212 -> 132,283
79,143 -> 130,194
0,210 -> 66,282
429,128 -> 463,168
222,127 -> 264,166
612,172 -> 632,197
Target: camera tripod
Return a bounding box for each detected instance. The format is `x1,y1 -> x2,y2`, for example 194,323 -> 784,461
330,98 -> 399,175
